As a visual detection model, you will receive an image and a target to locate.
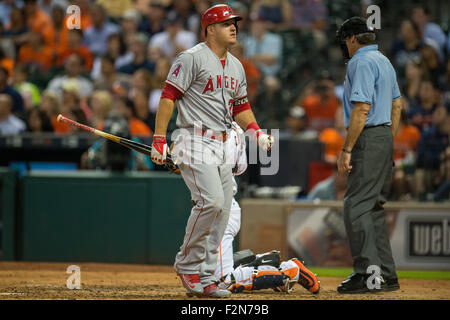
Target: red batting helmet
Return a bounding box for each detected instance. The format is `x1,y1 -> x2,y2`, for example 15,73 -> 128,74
201,4 -> 242,35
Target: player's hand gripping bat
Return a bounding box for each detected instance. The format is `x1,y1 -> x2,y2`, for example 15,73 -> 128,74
57,114 -> 178,172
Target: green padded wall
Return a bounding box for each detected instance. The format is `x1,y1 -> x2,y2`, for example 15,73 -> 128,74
19,171 -> 191,264
0,168 -> 18,260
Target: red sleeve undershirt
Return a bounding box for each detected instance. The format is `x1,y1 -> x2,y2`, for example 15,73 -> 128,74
161,82 -> 183,101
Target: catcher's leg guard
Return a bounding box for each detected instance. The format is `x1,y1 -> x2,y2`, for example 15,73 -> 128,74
242,250 -> 281,268
251,269 -> 290,291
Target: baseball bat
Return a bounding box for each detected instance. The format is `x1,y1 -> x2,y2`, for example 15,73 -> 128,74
57,114 -> 154,157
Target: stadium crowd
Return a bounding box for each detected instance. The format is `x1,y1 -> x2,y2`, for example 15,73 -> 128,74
0,0 -> 448,202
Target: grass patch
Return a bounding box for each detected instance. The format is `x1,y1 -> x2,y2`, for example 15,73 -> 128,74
309,267 -> 450,280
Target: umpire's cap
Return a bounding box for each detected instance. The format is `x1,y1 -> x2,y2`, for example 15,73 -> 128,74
336,17 -> 375,42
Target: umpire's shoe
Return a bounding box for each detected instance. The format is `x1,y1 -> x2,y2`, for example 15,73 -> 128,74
337,273 -> 383,294
381,278 -> 400,292
177,273 -> 203,295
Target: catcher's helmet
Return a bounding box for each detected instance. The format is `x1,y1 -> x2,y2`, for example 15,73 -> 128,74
201,4 -> 242,35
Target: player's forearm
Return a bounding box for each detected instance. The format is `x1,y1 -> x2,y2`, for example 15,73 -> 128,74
154,98 -> 175,136
343,102 -> 370,152
390,98 -> 403,137
234,109 -> 257,131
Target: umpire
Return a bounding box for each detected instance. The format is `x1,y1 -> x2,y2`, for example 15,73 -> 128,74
335,17 -> 403,294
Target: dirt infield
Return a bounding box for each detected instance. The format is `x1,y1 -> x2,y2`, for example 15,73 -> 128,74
0,262 -> 449,300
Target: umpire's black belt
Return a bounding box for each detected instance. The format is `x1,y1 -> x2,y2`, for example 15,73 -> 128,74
362,123 -> 390,130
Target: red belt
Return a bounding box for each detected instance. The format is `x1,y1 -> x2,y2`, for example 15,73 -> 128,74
199,129 -> 227,142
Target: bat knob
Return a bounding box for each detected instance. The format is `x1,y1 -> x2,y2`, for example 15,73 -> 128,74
57,114 -> 62,122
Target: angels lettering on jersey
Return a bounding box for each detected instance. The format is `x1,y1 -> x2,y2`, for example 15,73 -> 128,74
202,74 -> 241,96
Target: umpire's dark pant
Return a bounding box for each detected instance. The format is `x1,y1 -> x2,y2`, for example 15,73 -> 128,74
343,125 -> 397,279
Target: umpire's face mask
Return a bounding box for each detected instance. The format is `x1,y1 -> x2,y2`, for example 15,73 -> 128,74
339,39 -> 351,63
336,28 -> 351,64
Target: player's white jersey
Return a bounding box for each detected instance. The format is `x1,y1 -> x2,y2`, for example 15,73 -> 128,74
166,42 -> 248,132
226,122 -> 248,195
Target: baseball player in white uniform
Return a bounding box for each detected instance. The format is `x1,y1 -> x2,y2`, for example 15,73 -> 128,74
151,5 -> 274,298
213,123 -> 320,295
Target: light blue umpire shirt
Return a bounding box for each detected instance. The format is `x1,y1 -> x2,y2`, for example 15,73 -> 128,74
343,44 -> 401,128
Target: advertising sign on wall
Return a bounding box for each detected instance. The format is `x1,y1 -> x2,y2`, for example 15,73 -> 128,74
287,206 -> 450,270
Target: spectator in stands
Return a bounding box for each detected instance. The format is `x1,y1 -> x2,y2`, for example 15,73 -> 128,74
307,166 -> 347,201
57,29 -> 93,72
391,19 -> 422,81
120,9 -> 141,48
81,111 -> 153,171
250,0 -> 293,31
167,0 -> 200,34
96,0 -> 133,20
115,96 -> 152,137
403,58 -> 423,106
132,88 -> 153,132
229,41 -> 261,106
2,5 -> 28,53
392,107 -> 421,200
91,33 -> 133,80
0,47 -> 14,77
411,4 -> 446,60
419,39 -> 444,86
24,0 -> 54,46
441,58 -> 450,109
17,30 -> 54,72
83,3 -> 120,57
290,0 -> 327,48
0,66 -> 24,115
243,14 -> 282,105
60,78 -> 81,112
40,89 -> 60,130
407,78 -> 437,132
93,55 -> 130,92
138,1 -> 166,38
12,63 -> 41,110
149,15 -> 197,62
26,107 -> 53,132
301,73 -> 339,132
50,3 -> 68,52
118,33 -> 155,75
131,68 -> 152,96
46,53 -> 93,100
147,57 -> 171,131
0,0 -> 22,28
89,90 -> 113,130
38,0 -> 68,16
433,147 -> 450,202
415,104 -> 450,200
319,106 -> 346,164
0,93 -> 26,135
279,105 -> 317,140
